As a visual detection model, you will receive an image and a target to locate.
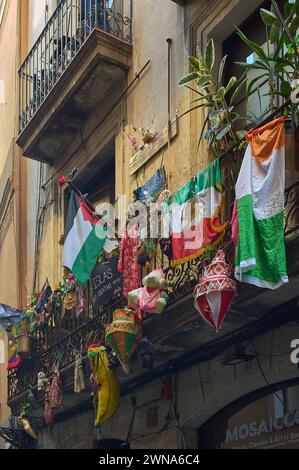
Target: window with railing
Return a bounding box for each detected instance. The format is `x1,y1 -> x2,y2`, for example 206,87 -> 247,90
18,0 -> 132,133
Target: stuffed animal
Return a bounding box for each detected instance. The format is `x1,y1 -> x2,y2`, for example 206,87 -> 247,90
128,268 -> 169,315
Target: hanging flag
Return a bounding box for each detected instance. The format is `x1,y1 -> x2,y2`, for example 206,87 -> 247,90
62,191 -> 107,286
163,159 -> 227,265
232,117 -> 288,289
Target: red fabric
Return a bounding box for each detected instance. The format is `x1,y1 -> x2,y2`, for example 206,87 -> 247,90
195,291 -> 235,332
49,367 -> 63,410
118,227 -> 141,299
172,217 -> 222,263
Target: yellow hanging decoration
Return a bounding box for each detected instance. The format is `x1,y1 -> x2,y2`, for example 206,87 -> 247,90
88,345 -> 120,428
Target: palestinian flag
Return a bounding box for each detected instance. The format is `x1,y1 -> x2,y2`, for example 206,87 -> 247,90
163,159 -> 227,265
232,117 -> 288,289
62,191 -> 107,286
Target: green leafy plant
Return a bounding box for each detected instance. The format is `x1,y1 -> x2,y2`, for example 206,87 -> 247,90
179,39 -> 247,157
235,0 -> 299,115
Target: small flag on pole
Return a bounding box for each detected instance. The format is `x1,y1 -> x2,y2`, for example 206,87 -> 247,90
62,191 -> 107,286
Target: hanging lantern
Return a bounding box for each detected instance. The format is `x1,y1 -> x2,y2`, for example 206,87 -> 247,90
193,250 -> 236,332
106,308 -> 142,374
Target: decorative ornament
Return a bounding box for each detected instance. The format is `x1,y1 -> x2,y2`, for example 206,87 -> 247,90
7,335 -> 23,370
44,380 -> 55,427
88,345 -> 120,428
193,250 -> 236,332
63,291 -> 78,310
74,353 -> 85,393
106,308 -> 142,374
37,371 -> 49,392
49,365 -> 63,410
137,337 -> 154,370
58,176 -> 67,188
19,404 -> 37,440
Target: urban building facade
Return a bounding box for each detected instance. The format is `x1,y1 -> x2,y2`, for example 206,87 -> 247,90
0,0 -> 299,449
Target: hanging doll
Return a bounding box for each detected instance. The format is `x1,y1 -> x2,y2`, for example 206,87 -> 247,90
49,365 -> 63,410
74,353 -> 85,393
38,371 -> 49,393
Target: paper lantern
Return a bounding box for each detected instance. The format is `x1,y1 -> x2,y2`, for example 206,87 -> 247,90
193,250 -> 236,332
106,308 -> 142,373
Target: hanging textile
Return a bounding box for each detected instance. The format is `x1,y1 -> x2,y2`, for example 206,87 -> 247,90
118,226 -> 140,299
49,366 -> 63,410
74,353 -> 85,393
62,191 -> 107,286
232,117 -> 288,289
162,159 -> 227,265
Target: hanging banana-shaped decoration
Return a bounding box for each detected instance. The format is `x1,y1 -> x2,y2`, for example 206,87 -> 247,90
88,344 -> 120,428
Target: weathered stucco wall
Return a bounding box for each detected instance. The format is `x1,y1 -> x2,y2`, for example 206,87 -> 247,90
0,0 -> 20,431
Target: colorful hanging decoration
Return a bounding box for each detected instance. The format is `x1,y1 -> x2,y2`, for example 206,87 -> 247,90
74,353 -> 85,394
128,268 -> 169,316
232,117 -> 288,289
48,365 -> 63,410
44,380 -> 55,427
134,167 -> 166,203
88,345 -> 120,428
162,158 -> 227,266
37,371 -> 49,392
7,335 -> 23,370
118,226 -> 141,299
106,308 -> 142,374
19,404 -> 37,440
193,250 -> 236,332
137,337 -> 154,370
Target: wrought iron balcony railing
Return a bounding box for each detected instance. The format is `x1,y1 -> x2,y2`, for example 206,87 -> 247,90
7,149 -> 299,404
18,0 -> 132,134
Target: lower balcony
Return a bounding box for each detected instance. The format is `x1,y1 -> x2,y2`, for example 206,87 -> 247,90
7,148 -> 299,419
17,0 -> 132,164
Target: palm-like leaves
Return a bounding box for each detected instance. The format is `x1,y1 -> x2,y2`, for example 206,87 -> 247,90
179,38 -> 247,157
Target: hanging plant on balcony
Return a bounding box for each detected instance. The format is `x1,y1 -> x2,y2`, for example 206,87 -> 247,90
179,38 -> 248,158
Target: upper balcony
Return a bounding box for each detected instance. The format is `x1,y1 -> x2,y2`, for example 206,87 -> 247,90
17,0 -> 132,164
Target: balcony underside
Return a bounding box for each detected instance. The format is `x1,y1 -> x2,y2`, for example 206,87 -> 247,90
16,28 -> 132,164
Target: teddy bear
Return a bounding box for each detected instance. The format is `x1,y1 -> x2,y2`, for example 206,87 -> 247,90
128,268 -> 169,315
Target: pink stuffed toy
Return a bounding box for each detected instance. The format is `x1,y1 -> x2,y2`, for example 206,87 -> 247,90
128,268 -> 169,315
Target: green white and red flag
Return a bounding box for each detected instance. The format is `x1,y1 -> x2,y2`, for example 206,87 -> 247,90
62,191 -> 107,286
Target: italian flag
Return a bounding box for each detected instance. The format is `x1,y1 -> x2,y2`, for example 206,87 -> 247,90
163,159 -> 227,265
62,191 -> 107,286
233,117 -> 288,289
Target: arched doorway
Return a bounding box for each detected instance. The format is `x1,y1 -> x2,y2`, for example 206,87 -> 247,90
198,379 -> 299,449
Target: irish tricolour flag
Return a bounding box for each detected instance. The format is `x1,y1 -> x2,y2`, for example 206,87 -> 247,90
62,191 -> 107,286
233,117 -> 288,289
163,159 -> 227,265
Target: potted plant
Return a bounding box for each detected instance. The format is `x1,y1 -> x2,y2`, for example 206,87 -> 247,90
235,0 -> 299,174
17,313 -> 34,359
179,38 -> 248,158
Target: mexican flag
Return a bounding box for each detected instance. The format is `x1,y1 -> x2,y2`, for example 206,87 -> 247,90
62,191 -> 107,286
163,159 -> 227,265
232,117 -> 288,289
